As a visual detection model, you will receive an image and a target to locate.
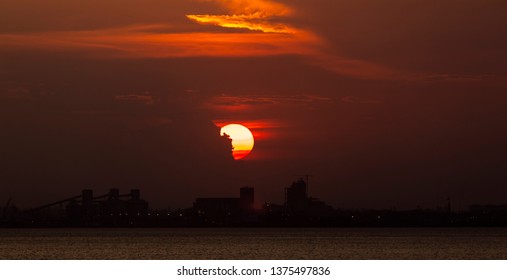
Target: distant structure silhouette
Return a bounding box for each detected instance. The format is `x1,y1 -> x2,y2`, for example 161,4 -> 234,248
285,179 -> 308,212
263,178 -> 334,226
240,186 -> 255,210
2,197 -> 12,220
21,188 -> 148,226
2,179 -> 507,227
469,204 -> 507,225
193,187 -> 256,225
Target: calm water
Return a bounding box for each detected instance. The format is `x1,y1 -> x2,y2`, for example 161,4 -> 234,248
0,228 -> 506,259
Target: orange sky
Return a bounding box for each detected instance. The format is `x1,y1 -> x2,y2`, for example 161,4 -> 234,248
1,0 -> 506,209
0,0 -> 414,80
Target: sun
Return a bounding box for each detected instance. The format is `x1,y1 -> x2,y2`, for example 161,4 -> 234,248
220,124 -> 254,160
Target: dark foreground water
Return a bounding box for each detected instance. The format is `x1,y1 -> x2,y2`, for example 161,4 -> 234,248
0,228 -> 506,259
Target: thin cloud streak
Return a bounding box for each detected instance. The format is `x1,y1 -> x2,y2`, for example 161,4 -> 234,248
310,54 -> 410,80
209,94 -> 334,107
193,0 -> 293,17
0,25 -> 320,58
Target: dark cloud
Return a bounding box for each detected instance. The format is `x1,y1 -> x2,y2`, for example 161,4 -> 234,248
340,96 -> 381,104
114,92 -> 157,105
424,74 -> 493,82
208,94 -> 333,107
0,84 -> 32,100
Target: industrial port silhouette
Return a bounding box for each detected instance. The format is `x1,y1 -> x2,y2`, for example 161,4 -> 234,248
2,179 -> 507,227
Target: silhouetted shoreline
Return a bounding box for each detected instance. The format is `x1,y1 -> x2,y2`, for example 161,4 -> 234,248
2,179 -> 507,228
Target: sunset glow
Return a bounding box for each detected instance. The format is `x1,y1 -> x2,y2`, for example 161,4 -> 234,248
1,0 -> 505,217
220,124 -> 255,160
186,0 -> 295,34
186,14 -> 296,34
0,0 -> 406,80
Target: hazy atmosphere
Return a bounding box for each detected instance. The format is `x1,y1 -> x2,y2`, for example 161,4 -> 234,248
1,0 -> 506,210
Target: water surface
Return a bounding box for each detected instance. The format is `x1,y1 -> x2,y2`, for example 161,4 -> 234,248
0,228 -> 506,259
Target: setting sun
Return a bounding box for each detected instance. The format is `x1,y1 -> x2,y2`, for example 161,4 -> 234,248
220,124 -> 255,160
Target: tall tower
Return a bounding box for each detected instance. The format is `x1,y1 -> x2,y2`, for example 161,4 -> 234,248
285,179 -> 308,210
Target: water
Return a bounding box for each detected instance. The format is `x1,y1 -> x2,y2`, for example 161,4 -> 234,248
0,228 -> 506,259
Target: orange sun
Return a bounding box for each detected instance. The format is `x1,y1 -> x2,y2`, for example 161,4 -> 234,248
220,124 -> 255,160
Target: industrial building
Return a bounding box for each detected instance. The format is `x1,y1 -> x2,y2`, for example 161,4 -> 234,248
67,188 -> 149,225
285,178 -> 333,214
22,188 -> 149,226
285,178 -> 308,211
193,187 -> 256,224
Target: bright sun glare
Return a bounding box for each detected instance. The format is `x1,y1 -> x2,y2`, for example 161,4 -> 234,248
220,124 -> 255,160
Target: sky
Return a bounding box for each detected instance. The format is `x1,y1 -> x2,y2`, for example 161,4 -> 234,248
1,0 -> 506,210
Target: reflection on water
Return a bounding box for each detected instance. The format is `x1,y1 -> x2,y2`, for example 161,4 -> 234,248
0,228 -> 506,259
